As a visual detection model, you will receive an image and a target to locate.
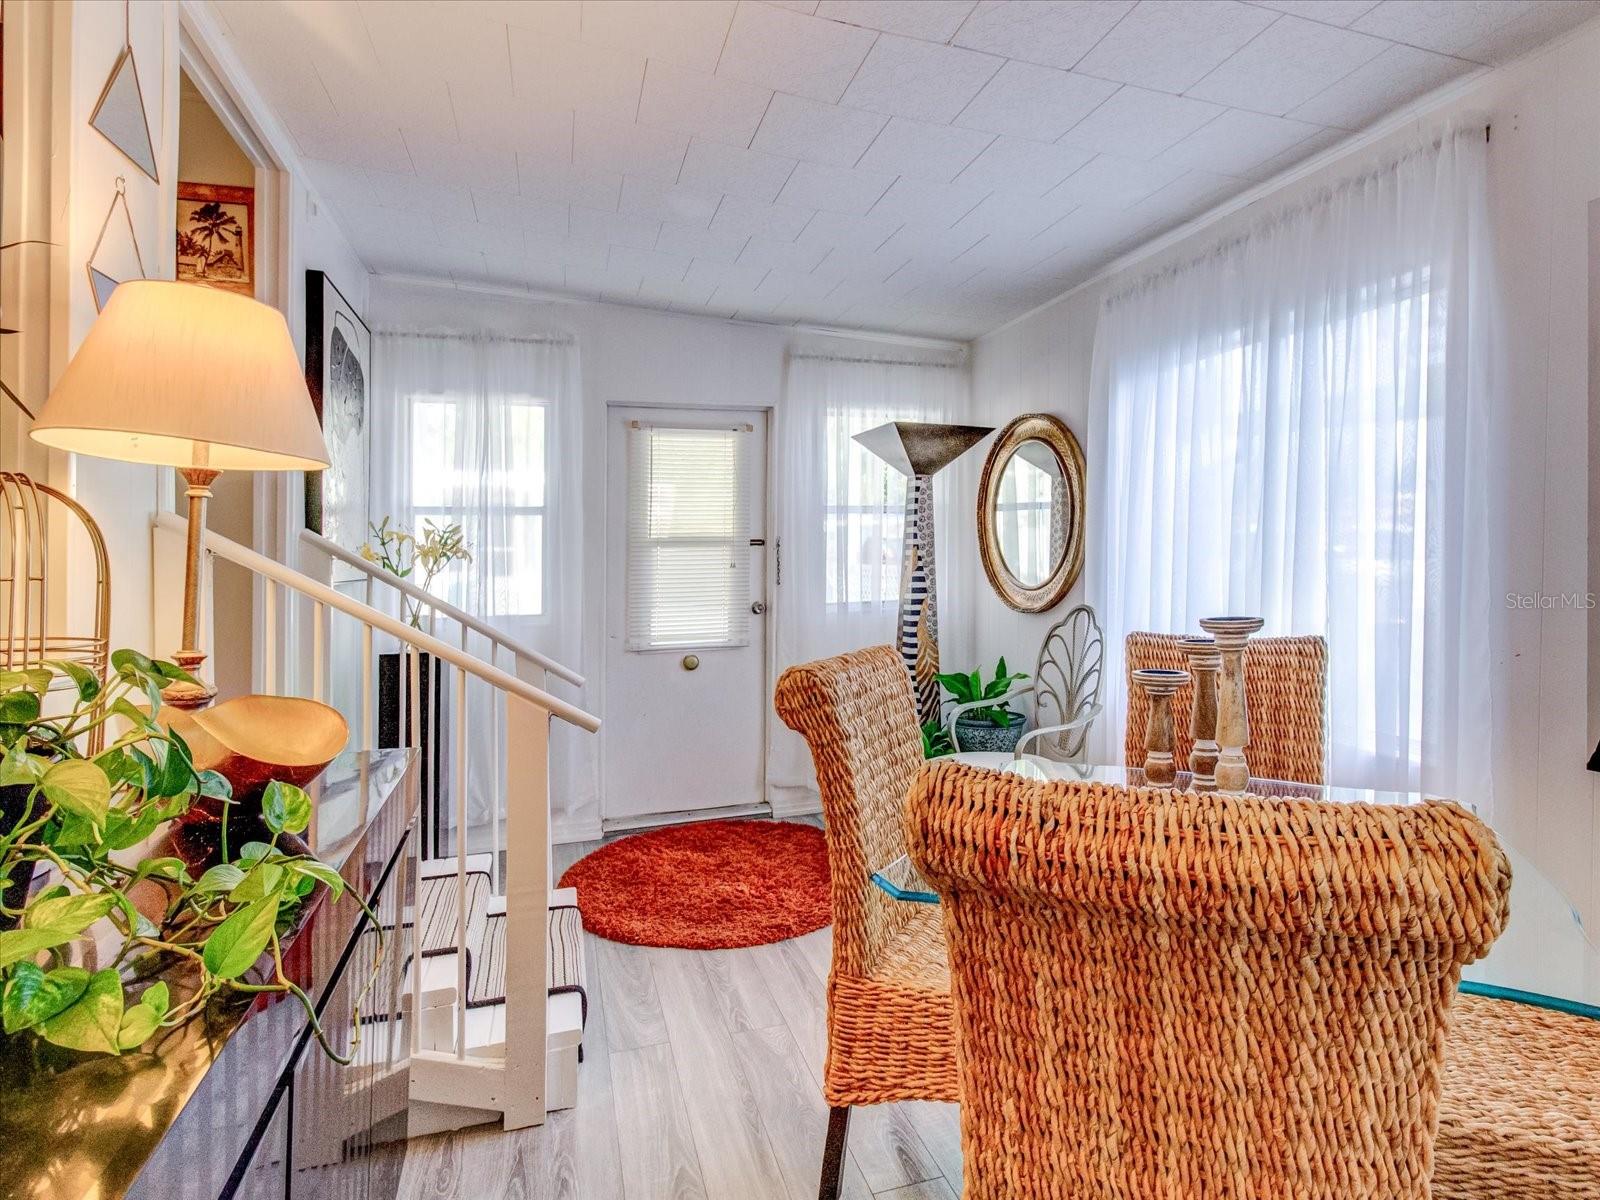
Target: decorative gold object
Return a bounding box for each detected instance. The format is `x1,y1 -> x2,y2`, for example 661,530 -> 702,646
1131,668 -> 1188,785
1180,636 -> 1222,790
854,420 -> 994,724
1198,616 -> 1265,792
169,695 -> 348,819
977,413 -> 1087,614
88,3 -> 159,183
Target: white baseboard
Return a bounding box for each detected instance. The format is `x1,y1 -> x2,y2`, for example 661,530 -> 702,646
552,815 -> 604,844
769,785 -> 822,820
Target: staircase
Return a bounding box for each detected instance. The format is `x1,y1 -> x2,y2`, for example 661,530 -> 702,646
154,513 -> 599,1134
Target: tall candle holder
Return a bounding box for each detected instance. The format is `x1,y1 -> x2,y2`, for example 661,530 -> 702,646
1131,668 -> 1189,786
1197,616 -> 1264,792
1180,636 -> 1221,791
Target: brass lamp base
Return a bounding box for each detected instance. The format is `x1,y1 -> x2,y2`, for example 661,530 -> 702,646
164,467 -> 222,711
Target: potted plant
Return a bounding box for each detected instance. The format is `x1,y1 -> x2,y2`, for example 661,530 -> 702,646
364,516 -> 472,857
0,655 -> 376,1062
937,657 -> 1031,754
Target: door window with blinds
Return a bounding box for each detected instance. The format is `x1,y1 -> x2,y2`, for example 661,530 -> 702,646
625,421 -> 753,650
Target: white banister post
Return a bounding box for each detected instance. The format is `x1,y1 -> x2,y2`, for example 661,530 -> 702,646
262,582 -> 278,695
454,665 -> 468,1060
361,624 -> 374,751
501,692 -> 549,1129
311,601 -> 325,703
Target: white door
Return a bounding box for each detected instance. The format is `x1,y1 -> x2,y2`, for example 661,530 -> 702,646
603,406 -> 769,826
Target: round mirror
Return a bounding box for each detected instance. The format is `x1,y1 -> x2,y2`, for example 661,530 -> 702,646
978,414 -> 1085,612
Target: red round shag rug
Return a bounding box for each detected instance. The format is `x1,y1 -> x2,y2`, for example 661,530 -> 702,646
557,819 -> 831,949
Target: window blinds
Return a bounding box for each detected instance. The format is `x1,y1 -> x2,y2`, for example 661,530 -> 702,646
625,423 -> 752,650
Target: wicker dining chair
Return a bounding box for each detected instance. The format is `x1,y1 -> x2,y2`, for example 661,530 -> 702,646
905,759 -> 1510,1200
1125,630 -> 1328,783
774,646 -> 959,1200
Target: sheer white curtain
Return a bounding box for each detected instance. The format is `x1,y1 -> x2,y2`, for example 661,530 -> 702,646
370,330 -> 594,836
1088,126 -> 1503,811
771,350 -> 971,807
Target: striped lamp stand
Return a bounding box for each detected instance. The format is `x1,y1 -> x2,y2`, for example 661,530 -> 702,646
855,420 -> 993,725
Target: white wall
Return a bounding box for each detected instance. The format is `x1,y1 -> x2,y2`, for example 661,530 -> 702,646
970,17 -> 1600,927
369,277 -> 973,836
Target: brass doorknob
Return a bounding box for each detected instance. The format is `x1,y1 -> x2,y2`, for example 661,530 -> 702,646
681,654 -> 700,671
751,600 -> 767,615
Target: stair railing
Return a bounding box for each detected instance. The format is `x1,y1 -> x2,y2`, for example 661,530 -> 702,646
153,512 -> 598,1130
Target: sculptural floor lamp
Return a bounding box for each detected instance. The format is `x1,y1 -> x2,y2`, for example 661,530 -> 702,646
29,281 -> 330,708
854,421 -> 992,725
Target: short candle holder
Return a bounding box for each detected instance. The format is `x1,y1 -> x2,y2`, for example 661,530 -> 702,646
1132,668 -> 1189,786
1197,616 -> 1264,792
1180,636 -> 1222,791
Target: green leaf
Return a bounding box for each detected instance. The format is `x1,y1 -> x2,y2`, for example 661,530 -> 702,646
287,858 -> 345,900
110,649 -> 158,680
110,699 -> 159,736
47,660 -> 101,703
0,692 -> 40,725
40,760 -> 111,831
194,864 -> 246,895
140,981 -> 169,1019
145,734 -> 196,800
203,893 -> 282,980
0,669 -> 52,695
261,781 -> 312,837
198,770 -> 232,800
132,857 -> 190,886
228,861 -> 284,904
238,842 -> 277,867
995,656 -> 1007,679
27,892 -> 117,936
116,1001 -> 162,1050
3,964 -> 90,1034
0,745 -> 44,788
103,804 -> 162,851
0,928 -> 71,969
37,968 -> 124,1054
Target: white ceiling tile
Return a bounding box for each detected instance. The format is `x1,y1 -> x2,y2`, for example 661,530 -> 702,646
777,160 -> 898,214
1047,153 -> 1187,206
709,194 -> 817,240
606,244 -> 694,285
447,77 -> 574,157
1074,0 -> 1278,91
303,159 -> 378,211
620,175 -> 725,226
295,120 -> 414,173
679,139 -> 798,201
451,1 -> 581,36
794,209 -> 905,254
637,61 -> 773,147
1129,167 -> 1244,224
579,1 -> 737,73
716,3 -> 877,102
340,204 -> 441,247
954,136 -> 1094,197
1452,0 -> 1598,64
361,240 -> 469,278
1157,108 -> 1321,176
687,256 -> 772,292
365,168 -> 474,217
952,1 -> 1137,69
868,175 -> 992,227
470,188 -> 571,235
815,244 -> 918,282
1288,43 -> 1469,129
435,217 -> 528,258
1239,122 -> 1344,180
658,221 -> 752,261
525,233 -> 611,271
855,118 -> 994,183
1349,0 -> 1539,58
738,235 -> 833,273
573,112 -> 691,182
1187,15 -> 1389,114
954,61 -> 1119,140
359,1 -> 512,83
516,159 -> 624,209
569,204 -> 663,249
402,133 -> 522,191
1245,0 -> 1381,24
948,190 -> 1078,241
841,35 -> 1005,123
815,0 -> 978,39
508,26 -> 646,121
316,63 -> 458,142
1059,86 -> 1225,158
748,93 -> 889,167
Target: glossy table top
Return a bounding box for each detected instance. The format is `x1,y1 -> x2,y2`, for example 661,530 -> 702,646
873,754 -> 1600,1021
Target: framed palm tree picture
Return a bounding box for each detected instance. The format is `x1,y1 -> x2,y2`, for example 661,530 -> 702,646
175,182 -> 254,296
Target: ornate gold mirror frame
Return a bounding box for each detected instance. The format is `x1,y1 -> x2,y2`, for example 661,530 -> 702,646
977,413 -> 1086,613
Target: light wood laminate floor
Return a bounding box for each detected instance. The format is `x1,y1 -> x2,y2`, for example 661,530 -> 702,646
396,837 -> 963,1200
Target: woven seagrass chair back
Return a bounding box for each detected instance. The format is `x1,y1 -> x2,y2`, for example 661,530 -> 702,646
1125,630 -> 1327,783
906,760 -> 1511,1200
774,645 -> 923,978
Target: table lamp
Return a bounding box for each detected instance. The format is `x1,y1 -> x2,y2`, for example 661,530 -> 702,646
29,281 -> 329,708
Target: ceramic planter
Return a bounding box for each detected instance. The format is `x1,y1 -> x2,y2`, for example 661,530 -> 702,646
953,712 -> 1027,754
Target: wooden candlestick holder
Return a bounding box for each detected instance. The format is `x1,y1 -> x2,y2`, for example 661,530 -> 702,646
1180,636 -> 1222,791
1131,668 -> 1189,786
1197,616 -> 1264,792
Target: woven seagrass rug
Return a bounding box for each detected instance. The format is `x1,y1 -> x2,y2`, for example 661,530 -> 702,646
557,819 -> 831,949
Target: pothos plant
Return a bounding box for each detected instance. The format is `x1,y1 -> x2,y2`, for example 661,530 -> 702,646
0,653 -> 376,1062
360,515 -> 473,629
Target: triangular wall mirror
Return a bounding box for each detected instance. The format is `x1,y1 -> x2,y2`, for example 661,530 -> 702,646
90,44 -> 159,183
85,179 -> 147,313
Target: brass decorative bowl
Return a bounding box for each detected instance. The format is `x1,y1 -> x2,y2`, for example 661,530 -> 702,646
168,695 -> 349,821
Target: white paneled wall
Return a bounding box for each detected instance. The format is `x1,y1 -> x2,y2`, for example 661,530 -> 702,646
970,17 -> 1600,931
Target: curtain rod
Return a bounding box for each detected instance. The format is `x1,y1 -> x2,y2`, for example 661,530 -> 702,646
787,352 -> 966,369
374,329 -> 575,346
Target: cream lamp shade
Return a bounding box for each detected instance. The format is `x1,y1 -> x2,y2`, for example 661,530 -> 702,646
30,280 -> 330,471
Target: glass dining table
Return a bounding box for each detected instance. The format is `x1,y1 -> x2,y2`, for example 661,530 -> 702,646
873,753 -> 1600,1022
